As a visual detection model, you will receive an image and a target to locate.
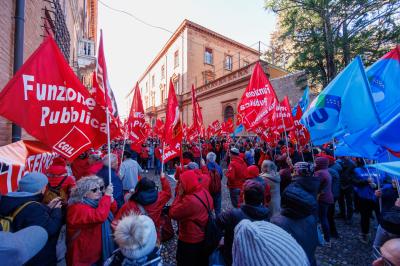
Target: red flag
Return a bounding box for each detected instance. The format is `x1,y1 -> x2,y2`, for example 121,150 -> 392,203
127,83 -> 147,145
237,62 -> 278,130
272,96 -> 295,133
96,31 -> 120,128
289,105 -> 310,146
221,118 -> 234,135
190,84 -> 204,138
154,119 -> 165,140
0,36 -> 109,160
164,79 -> 182,151
210,120 -> 222,136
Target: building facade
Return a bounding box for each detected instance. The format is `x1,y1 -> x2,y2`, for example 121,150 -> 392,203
134,20 -> 307,128
0,0 -> 98,145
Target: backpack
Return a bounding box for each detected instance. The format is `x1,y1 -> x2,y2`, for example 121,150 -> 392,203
193,192 -> 221,255
0,201 -> 36,232
42,175 -> 69,204
208,168 -> 222,195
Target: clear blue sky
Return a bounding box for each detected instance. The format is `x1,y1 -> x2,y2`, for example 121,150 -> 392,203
98,0 -> 276,118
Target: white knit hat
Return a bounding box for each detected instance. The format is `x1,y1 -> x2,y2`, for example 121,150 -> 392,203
114,214 -> 157,260
233,220 -> 310,266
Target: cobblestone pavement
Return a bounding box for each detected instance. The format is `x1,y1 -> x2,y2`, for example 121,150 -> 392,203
144,170 -> 375,266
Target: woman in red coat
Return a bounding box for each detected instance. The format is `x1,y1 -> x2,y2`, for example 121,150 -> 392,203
66,176 -> 115,266
169,169 -> 214,266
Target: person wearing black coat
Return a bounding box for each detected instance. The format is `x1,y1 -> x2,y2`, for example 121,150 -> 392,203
337,157 -> 356,223
271,184 -> 318,266
216,180 -> 269,266
0,172 -> 63,266
97,154 -> 124,208
291,162 -> 320,199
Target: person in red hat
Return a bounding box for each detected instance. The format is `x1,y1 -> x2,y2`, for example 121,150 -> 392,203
238,165 -> 271,207
44,157 -> 76,203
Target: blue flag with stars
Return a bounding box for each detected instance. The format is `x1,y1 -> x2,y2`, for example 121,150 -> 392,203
292,86 -> 310,116
301,56 -> 379,145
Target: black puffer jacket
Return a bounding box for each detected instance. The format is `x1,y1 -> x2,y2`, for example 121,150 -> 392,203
271,185 -> 318,266
217,204 -> 269,266
292,175 -> 321,199
0,192 -> 63,266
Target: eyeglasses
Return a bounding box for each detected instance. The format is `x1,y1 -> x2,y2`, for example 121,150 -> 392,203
373,246 -> 395,266
90,186 -> 104,193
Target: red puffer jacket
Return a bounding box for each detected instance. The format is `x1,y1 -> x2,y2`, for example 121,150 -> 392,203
169,170 -> 214,243
112,177 -> 172,238
226,156 -> 248,189
66,195 -> 112,266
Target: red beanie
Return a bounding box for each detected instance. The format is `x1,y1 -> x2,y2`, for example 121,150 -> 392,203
247,165 -> 260,179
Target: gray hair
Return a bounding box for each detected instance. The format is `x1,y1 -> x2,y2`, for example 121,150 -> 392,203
103,153 -> 118,167
68,175 -> 101,205
206,152 -> 217,163
261,160 -> 278,175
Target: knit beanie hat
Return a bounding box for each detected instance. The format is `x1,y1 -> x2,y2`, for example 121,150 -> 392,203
233,220 -> 309,266
18,172 -> 48,193
315,156 -> 329,170
246,165 -> 260,179
186,162 -> 199,170
114,214 -> 157,260
243,180 -> 265,205
294,162 -> 314,177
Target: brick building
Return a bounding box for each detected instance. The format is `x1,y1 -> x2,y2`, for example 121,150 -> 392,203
0,0 -> 98,146
132,19 -> 307,128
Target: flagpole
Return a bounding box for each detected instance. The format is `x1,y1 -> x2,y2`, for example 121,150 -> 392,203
106,108 -> 112,185
279,104 -> 290,159
161,141 -> 165,174
121,135 -> 127,162
363,158 -> 381,212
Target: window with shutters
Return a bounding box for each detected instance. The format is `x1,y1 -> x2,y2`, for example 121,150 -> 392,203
204,47 -> 213,65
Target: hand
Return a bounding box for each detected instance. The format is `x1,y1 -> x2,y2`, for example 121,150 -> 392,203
395,198 -> 400,207
200,159 -> 206,167
161,173 -> 166,179
48,197 -> 62,208
367,177 -> 373,183
105,185 -> 113,196
375,189 -> 382,197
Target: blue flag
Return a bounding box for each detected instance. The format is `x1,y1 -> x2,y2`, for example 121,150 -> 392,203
368,161 -> 400,176
292,86 -> 310,116
334,138 -> 363,157
233,124 -> 244,136
372,112 -> 400,153
367,46 -> 400,123
301,56 -> 379,145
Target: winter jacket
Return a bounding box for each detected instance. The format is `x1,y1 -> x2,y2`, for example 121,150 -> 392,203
0,192 -> 63,266
217,204 -> 269,266
292,175 -> 321,200
260,172 -> 281,216
353,167 -> 383,201
339,158 -> 356,191
226,156 -> 248,189
119,158 -> 143,191
380,206 -> 400,235
328,167 -> 340,198
279,167 -> 292,194
97,165 -> 124,207
66,195 -> 112,266
71,157 -> 90,180
244,150 -> 255,166
314,157 -> 334,204
169,170 -> 213,243
271,185 -> 318,266
381,184 -> 399,212
206,161 -> 223,177
113,177 -> 172,239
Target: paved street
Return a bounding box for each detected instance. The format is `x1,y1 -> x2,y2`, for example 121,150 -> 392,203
144,170 -> 375,266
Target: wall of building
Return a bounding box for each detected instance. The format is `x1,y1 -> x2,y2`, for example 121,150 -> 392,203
138,28 -> 188,110
186,26 -> 259,93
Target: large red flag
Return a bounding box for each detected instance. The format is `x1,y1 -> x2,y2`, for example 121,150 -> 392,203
289,105 -> 310,146
272,96 -> 295,133
191,84 -> 204,134
221,118 -> 234,135
237,62 -> 278,130
154,119 -> 165,140
96,31 -> 120,129
163,79 -> 182,161
127,83 -> 147,143
209,120 -> 222,136
0,36 -> 109,160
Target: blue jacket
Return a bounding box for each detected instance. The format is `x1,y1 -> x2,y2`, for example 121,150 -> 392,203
97,165 -> 124,207
353,167 -> 384,201
207,161 -> 223,177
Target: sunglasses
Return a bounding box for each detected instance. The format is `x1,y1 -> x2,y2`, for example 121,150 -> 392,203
90,186 -> 104,193
373,246 -> 395,266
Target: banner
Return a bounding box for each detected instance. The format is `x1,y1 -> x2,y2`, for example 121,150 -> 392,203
0,140 -> 57,194
221,118 -> 234,135
372,112 -> 400,155
301,56 -> 379,145
127,83 -> 147,145
191,84 -> 204,137
0,36 -> 109,160
237,62 -> 278,130
289,106 -> 310,147
292,86 -> 310,117
272,96 -> 294,133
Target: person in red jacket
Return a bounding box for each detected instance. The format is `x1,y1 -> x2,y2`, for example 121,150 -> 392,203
169,169 -> 214,266
141,144 -> 150,173
226,147 -> 248,208
112,174 -> 172,240
66,176 -> 115,266
44,157 -> 76,203
239,165 -> 271,207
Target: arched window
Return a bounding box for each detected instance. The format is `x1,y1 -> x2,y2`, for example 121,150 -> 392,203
224,105 -> 234,122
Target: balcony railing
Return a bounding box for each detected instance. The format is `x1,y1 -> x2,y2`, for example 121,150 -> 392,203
77,38 -> 96,69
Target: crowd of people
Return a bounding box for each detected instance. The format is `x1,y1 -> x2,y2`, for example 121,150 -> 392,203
0,136 -> 399,266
